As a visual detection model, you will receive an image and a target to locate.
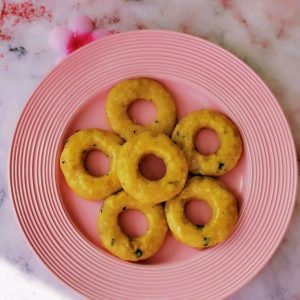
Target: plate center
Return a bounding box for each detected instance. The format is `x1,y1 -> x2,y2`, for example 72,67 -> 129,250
118,209 -> 148,238
128,99 -> 156,125
139,154 -> 166,180
85,150 -> 110,177
195,128 -> 220,155
185,199 -> 212,225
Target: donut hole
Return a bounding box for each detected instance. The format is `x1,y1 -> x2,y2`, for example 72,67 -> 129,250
185,199 -> 212,226
127,99 -> 157,125
118,209 -> 148,237
195,128 -> 220,155
84,150 -> 110,177
139,154 -> 166,180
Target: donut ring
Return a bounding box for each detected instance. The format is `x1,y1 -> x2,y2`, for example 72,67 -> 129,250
172,110 -> 242,176
60,129 -> 123,200
97,191 -> 168,261
117,131 -> 188,205
106,78 -> 176,140
165,176 -> 238,249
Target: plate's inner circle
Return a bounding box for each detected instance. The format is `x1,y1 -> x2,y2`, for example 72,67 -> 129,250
57,77 -> 248,265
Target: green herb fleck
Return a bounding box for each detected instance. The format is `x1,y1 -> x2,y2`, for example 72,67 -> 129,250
218,162 -> 225,170
202,237 -> 210,247
196,224 -> 205,229
134,248 -> 143,258
61,161 -> 65,164
111,238 -> 115,246
168,181 -> 178,185
176,131 -> 180,137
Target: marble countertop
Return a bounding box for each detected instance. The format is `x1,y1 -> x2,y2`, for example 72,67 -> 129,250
0,0 -> 299,299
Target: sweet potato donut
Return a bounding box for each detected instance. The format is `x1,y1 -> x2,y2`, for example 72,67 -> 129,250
97,191 -> 168,261
117,131 -> 188,205
106,78 -> 176,140
60,129 -> 123,200
172,110 -> 242,176
165,176 -> 238,249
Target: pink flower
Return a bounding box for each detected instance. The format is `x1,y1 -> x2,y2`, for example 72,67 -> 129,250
49,14 -> 112,58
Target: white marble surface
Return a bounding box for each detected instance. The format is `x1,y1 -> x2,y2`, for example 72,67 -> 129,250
1,0 -> 300,299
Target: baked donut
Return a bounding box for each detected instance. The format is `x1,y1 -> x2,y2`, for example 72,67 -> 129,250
60,128 -> 123,200
172,110 -> 242,176
165,176 -> 238,249
97,191 -> 168,261
106,78 -> 176,140
117,131 -> 188,205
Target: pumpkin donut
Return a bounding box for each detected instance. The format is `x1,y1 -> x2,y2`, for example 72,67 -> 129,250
106,78 -> 176,140
60,129 -> 123,200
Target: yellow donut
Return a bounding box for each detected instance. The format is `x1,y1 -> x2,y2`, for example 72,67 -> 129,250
117,131 -> 188,205
106,78 -> 176,140
60,129 -> 123,200
172,110 -> 242,176
97,191 -> 168,261
165,176 -> 238,249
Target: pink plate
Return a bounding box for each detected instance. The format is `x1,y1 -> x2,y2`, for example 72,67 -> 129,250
9,30 -> 297,299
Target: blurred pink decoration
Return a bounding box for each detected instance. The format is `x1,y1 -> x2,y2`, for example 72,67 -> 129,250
68,15 -> 94,35
49,14 -> 112,59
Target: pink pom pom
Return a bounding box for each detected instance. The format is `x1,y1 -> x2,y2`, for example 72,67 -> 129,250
68,15 -> 94,36
49,26 -> 73,54
49,15 -> 114,58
